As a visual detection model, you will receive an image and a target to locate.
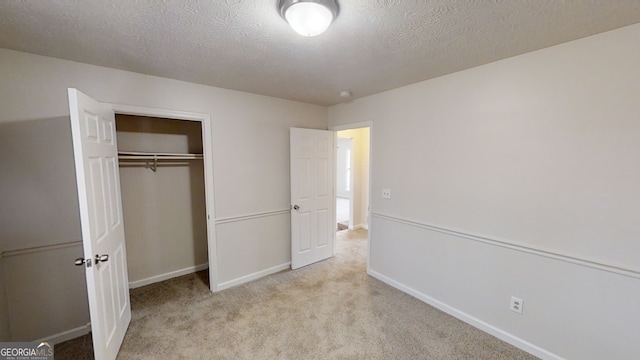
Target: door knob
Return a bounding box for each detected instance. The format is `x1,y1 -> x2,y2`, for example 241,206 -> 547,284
95,254 -> 109,263
293,205 -> 300,210
74,257 -> 92,267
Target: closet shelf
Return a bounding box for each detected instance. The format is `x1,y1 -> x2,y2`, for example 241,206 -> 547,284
117,151 -> 203,172
118,151 -> 203,160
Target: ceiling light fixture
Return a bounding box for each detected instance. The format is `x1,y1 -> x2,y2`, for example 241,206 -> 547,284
279,0 -> 339,37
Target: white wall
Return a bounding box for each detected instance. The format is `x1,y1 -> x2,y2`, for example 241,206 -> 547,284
328,24 -> 640,360
0,49 -> 326,341
0,256 -> 10,340
0,117 -> 89,341
3,244 -> 90,341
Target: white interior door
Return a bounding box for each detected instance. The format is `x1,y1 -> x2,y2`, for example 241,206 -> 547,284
290,128 -> 335,269
68,88 -> 131,360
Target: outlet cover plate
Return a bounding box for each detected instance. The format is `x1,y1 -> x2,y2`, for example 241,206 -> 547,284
382,188 -> 391,199
510,296 -> 524,314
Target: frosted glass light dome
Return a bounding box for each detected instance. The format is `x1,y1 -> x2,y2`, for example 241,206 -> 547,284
280,1 -> 338,37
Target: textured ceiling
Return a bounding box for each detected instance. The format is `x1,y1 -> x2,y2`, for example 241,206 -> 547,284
1,1 -> 640,106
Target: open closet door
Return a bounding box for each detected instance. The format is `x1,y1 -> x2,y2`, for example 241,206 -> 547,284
68,88 -> 131,360
290,128 -> 335,269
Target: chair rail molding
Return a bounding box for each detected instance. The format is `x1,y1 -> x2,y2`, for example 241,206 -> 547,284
372,212 -> 640,279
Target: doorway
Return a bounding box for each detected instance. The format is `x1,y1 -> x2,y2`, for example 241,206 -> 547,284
336,137 -> 353,230
335,127 -> 370,233
111,103 -> 218,291
68,90 -> 217,359
115,114 -> 209,289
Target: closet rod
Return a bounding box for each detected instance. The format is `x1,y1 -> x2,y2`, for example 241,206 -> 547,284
118,151 -> 202,157
117,152 -> 203,172
118,155 -> 202,160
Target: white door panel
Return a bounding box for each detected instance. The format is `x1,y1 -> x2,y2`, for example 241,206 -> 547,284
290,128 -> 335,269
69,88 -> 131,360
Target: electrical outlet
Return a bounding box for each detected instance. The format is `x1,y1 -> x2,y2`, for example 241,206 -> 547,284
510,296 -> 524,314
382,188 -> 391,199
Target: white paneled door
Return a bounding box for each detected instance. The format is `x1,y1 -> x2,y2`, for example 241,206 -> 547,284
68,89 -> 131,360
290,128 -> 335,269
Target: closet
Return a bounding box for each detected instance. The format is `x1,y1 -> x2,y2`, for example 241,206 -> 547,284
115,114 -> 209,289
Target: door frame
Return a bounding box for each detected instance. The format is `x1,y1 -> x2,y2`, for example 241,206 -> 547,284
329,121 -> 373,273
110,103 -> 218,291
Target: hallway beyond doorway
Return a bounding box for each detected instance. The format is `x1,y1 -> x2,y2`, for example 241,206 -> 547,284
337,197 -> 350,230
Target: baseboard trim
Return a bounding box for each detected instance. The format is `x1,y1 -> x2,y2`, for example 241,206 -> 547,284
35,322 -> 91,344
367,269 -> 562,360
371,212 -> 639,279
129,263 -> 209,289
217,262 -> 291,291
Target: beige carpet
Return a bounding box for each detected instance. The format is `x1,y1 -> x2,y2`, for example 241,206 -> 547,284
57,229 -> 538,359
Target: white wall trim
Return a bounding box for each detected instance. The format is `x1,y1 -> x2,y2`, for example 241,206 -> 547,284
214,208 -> 290,225
35,322 -> 91,344
367,269 -> 562,360
217,262 -> 291,291
111,104 -> 210,122
1,241 -> 82,258
129,263 -> 209,289
329,121 -> 373,131
372,212 -> 640,279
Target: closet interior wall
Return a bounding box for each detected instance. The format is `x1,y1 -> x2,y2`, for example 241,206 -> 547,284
115,114 -> 208,288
